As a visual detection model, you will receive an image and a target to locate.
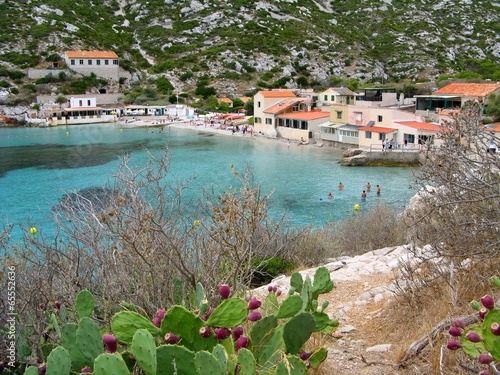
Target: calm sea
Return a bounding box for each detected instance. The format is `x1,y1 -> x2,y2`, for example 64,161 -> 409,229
0,124 -> 418,239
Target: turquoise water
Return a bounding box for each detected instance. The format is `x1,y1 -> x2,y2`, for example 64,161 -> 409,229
0,124 -> 418,239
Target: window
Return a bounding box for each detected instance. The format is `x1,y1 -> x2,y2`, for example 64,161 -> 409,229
404,133 -> 415,143
79,100 -> 83,106
377,115 -> 383,122
355,112 -> 362,121
104,60 -> 109,65
88,60 -> 92,65
70,59 -> 75,65
257,101 -> 261,108
254,117 -> 261,123
265,118 -> 273,125
79,60 -> 84,65
96,60 -> 101,65
365,131 -> 372,139
324,95 -> 328,101
87,100 -> 91,106
331,95 -> 335,101
113,60 -> 119,65
336,111 -> 342,119
379,133 -> 386,141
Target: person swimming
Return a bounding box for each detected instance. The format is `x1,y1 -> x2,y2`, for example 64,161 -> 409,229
338,182 -> 344,190
366,182 -> 371,191
327,192 -> 334,199
377,185 -> 381,195
361,190 -> 367,201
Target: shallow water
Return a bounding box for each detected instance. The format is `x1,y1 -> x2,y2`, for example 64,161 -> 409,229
0,124 -> 418,239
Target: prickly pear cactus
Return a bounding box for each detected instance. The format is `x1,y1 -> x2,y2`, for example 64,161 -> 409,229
212,344 -> 228,373
76,317 -> 103,364
93,353 -> 130,375
290,272 -> 303,294
157,344 -> 196,375
274,355 -> 307,375
161,305 -> 217,351
194,350 -> 223,375
275,295 -> 302,319
206,297 -> 248,328
76,290 -> 95,319
131,329 -> 157,375
238,348 -> 256,375
46,346 -> 72,375
481,308 -> 500,359
283,313 -> 316,354
111,311 -> 160,344
308,347 -> 328,369
23,367 -> 39,375
249,315 -> 278,359
60,323 -> 88,369
312,267 -> 334,299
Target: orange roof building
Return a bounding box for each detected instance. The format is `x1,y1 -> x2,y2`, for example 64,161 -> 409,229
64,51 -> 121,81
433,83 -> 500,97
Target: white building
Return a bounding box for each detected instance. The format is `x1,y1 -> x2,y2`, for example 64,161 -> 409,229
64,51 -> 120,81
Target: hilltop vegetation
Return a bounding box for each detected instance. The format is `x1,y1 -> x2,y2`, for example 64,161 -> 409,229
0,0 -> 500,102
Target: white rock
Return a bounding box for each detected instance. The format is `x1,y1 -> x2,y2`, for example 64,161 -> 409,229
339,325 -> 356,333
366,344 -> 392,352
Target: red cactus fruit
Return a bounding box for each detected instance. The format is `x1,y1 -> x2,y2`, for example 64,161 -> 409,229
454,318 -> 465,329
479,371 -> 492,375
219,285 -> 231,299
235,336 -> 249,351
465,331 -> 482,343
201,308 -> 215,321
248,297 -> 262,310
267,285 -> 274,292
152,317 -> 162,328
233,326 -> 244,340
299,350 -> 311,360
80,367 -> 92,373
53,301 -> 61,309
276,289 -> 282,297
39,303 -> 46,310
38,363 -> 47,375
129,355 -> 136,361
103,333 -> 118,353
165,333 -> 180,344
490,322 -> 500,336
448,326 -> 462,337
214,328 -> 231,340
199,327 -> 212,338
479,307 -> 488,319
247,310 -> 262,321
480,295 -> 495,310
446,340 -> 462,350
157,308 -> 166,320
478,353 -> 493,364
272,286 -> 278,293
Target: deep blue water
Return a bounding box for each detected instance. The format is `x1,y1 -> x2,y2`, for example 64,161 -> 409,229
0,124 -> 418,239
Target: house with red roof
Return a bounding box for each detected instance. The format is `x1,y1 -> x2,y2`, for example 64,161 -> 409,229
64,51 -> 121,81
253,90 -> 300,137
415,82 -> 500,121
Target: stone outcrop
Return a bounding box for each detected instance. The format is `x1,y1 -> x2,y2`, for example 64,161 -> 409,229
340,148 -> 423,166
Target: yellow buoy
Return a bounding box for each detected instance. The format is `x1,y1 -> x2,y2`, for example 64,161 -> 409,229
120,128 -> 123,132
354,204 -> 360,211
194,220 -> 201,226
30,227 -> 37,235
66,131 -> 69,135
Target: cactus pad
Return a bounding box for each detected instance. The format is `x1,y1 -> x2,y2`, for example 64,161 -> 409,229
76,317 -> 103,364
46,346 -> 71,375
283,313 -> 315,354
308,347 -> 328,369
206,298 -> 248,328
131,329 -> 157,375
93,353 -> 130,375
76,290 -> 95,319
238,348 -> 256,375
111,311 -> 160,345
276,295 -> 303,319
60,323 -> 88,369
194,350 -> 223,375
157,344 -> 196,375
290,273 -> 303,294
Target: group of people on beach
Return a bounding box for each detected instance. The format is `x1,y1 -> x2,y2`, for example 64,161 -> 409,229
326,181 -> 381,201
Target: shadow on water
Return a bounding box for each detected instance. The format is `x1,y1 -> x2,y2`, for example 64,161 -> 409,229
0,140 -> 168,178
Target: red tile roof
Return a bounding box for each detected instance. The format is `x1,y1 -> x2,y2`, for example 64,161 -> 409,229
483,122 -> 500,132
278,111 -> 329,120
66,51 -> 119,59
259,90 -> 297,98
264,98 -> 305,114
394,121 -> 442,131
217,98 -> 233,104
238,96 -> 252,103
358,126 -> 395,134
433,83 -> 500,97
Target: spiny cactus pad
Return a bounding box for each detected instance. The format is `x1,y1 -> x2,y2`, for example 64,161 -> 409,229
237,348 -> 256,375
161,305 -> 217,351
46,347 -> 71,375
157,344 -> 196,375
283,313 -> 316,354
131,329 -> 157,375
111,311 -> 160,345
276,295 -> 303,319
206,298 -> 248,328
76,317 -> 103,364
93,353 -> 130,375
60,323 -> 88,369
308,347 -> 328,369
76,290 -> 95,319
194,351 -> 224,374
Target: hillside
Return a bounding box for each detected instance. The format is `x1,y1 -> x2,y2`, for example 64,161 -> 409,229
1,0 -> 500,98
